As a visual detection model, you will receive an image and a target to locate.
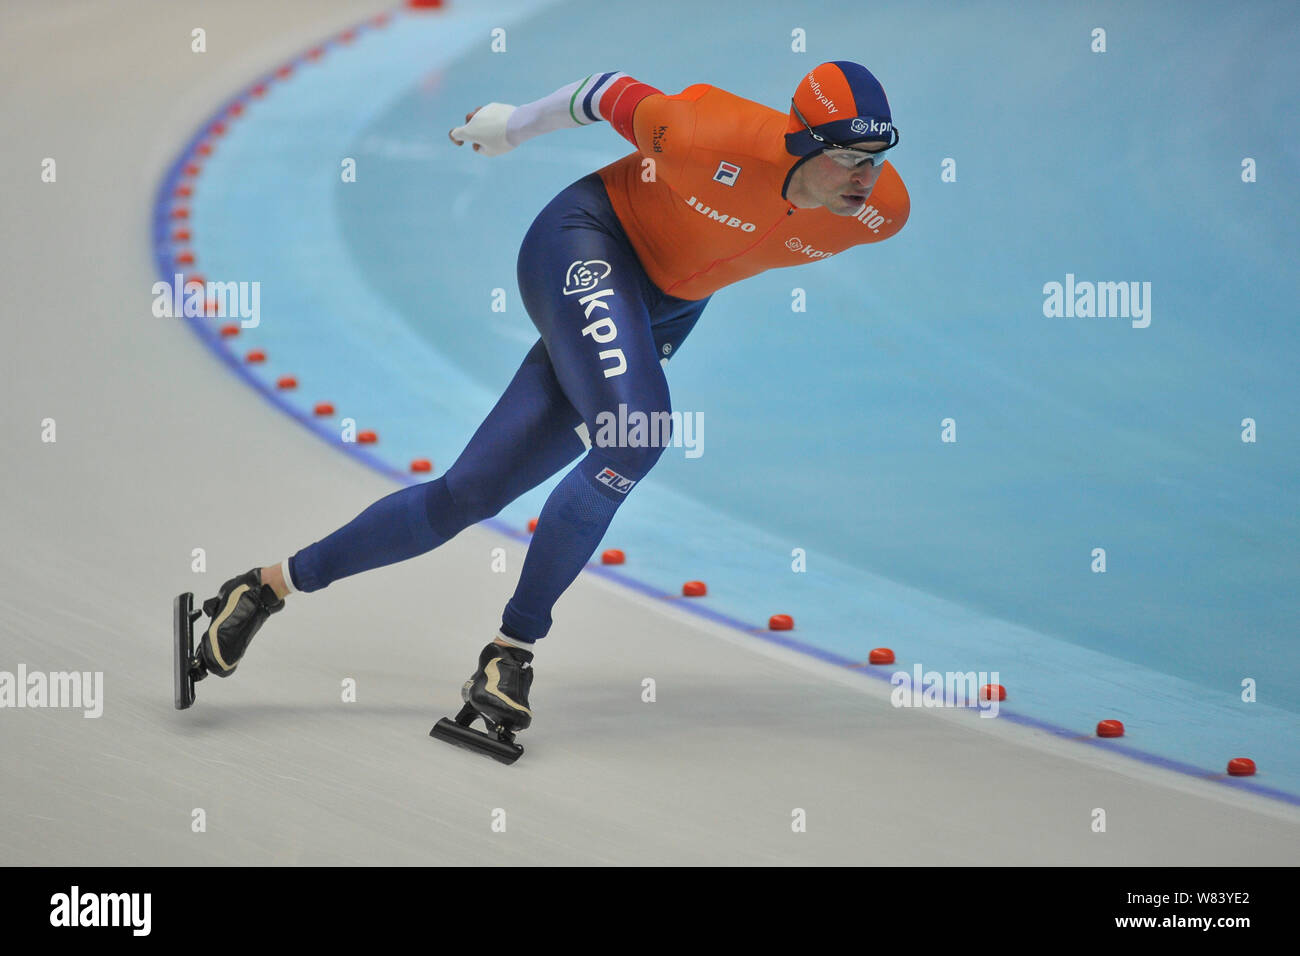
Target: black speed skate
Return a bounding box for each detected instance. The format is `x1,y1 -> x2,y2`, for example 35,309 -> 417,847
430,642 -> 534,764
173,568 -> 284,709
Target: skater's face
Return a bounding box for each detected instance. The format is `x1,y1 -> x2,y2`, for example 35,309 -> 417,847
794,145 -> 888,216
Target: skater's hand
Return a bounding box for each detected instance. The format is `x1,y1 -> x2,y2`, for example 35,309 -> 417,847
448,107 -> 484,149
449,103 -> 517,156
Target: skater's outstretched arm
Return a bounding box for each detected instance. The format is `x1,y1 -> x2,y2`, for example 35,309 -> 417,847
447,72 -> 662,155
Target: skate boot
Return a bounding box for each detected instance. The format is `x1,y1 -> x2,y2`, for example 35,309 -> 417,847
462,641 -> 534,732
196,568 -> 284,678
429,641 -> 534,764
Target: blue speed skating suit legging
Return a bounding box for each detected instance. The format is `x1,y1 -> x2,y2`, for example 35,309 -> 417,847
286,172 -> 710,641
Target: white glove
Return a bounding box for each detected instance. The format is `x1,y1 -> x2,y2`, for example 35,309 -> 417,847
449,103 -> 517,156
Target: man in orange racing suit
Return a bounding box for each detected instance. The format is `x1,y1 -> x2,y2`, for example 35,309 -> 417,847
195,61 -> 910,747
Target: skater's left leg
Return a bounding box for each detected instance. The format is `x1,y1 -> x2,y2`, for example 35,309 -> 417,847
499,294 -> 676,642
491,172 -> 709,645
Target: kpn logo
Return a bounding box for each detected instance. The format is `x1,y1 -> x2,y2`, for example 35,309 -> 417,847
562,259 -> 612,296
850,117 -> 891,136
784,236 -> 833,260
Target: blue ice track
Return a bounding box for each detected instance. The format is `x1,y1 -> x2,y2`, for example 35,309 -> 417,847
153,0 -> 1300,801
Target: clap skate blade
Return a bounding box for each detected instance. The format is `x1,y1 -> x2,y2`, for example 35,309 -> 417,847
430,703 -> 524,765
172,592 -> 208,709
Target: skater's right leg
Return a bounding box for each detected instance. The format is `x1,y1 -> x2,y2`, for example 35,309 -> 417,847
259,560 -> 291,599
200,346 -> 585,677
280,338 -> 586,595
197,567 -> 284,677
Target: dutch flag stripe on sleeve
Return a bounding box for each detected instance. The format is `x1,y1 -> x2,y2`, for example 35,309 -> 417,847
580,72 -> 620,122
570,73 -> 661,142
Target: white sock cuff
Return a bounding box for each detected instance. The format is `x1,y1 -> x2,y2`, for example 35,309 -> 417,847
495,630 -> 533,650
279,557 -> 297,595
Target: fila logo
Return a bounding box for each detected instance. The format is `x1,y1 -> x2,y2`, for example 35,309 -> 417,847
682,196 -> 757,231
713,161 -> 741,186
596,467 -> 636,494
785,237 -> 833,260
563,259 -> 612,296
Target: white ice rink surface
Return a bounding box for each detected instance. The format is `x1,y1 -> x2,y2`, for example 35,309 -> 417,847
2,0 -> 1298,866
